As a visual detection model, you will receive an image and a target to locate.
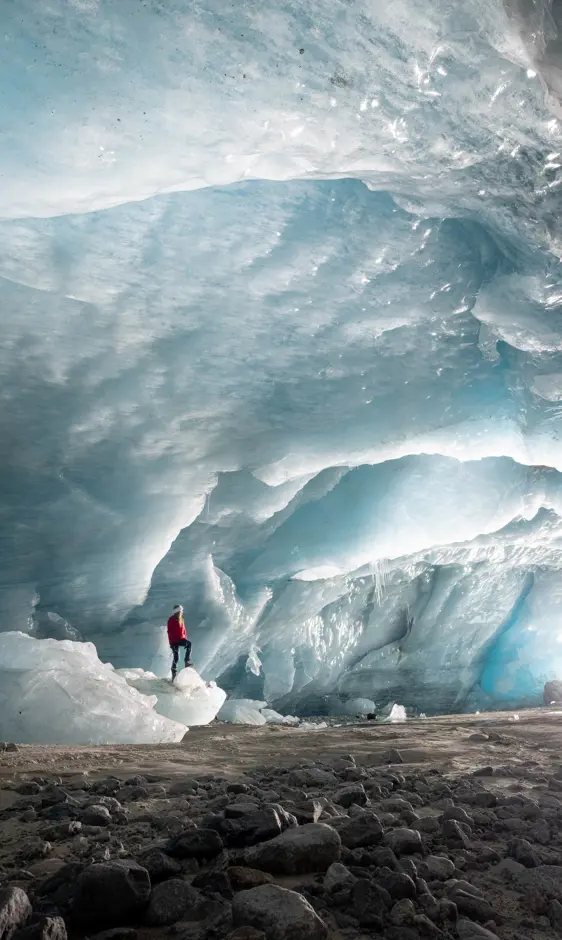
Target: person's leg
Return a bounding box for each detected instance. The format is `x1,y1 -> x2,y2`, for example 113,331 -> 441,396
184,639 -> 192,666
171,644 -> 179,680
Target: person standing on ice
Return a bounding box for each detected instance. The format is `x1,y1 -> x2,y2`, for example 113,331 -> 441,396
167,604 -> 192,681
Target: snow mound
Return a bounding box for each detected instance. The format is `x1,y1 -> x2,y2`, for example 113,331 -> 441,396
118,666 -> 226,727
0,632 -> 186,744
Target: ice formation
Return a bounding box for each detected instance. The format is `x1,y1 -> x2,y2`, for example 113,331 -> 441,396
217,699 -> 298,725
118,667 -> 227,728
3,0 -> 562,734
0,633 -> 187,745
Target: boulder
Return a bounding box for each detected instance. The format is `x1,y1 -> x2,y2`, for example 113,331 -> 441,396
10,916 -> 67,940
245,824 -> 341,875
232,885 -> 327,940
71,860 -> 150,927
0,888 -> 31,940
227,868 -> 274,892
145,879 -> 197,926
136,848 -> 181,882
384,828 -> 424,856
165,828 -> 223,859
352,879 -> 391,927
338,813 -> 383,849
207,808 -> 282,848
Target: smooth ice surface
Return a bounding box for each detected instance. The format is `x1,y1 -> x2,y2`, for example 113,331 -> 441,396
5,0 -> 562,730
218,699 -> 268,726
0,633 -> 186,744
118,666 -> 226,727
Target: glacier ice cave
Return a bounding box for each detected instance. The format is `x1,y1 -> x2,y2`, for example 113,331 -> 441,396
3,0 -> 562,741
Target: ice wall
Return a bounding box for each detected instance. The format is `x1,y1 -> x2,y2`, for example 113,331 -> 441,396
2,0 -> 562,723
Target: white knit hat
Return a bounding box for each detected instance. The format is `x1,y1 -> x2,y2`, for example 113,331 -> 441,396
172,604 -> 183,614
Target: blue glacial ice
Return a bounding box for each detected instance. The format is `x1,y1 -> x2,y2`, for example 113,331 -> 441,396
3,0 -> 562,737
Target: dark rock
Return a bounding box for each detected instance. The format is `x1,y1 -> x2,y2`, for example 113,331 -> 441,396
291,801 -> 323,825
381,749 -> 404,764
390,898 -> 415,925
80,805 -> 111,827
381,797 -> 414,814
244,823 -> 341,875
400,858 -> 418,879
549,899 -> 562,931
165,828 -> 224,859
523,885 -> 547,914
15,784 -> 42,797
115,786 -> 148,802
227,783 -> 250,795
384,929 -> 420,940
456,918 -> 500,940
508,839 -> 540,868
90,930 -> 138,940
225,804 -> 260,819
441,806 -> 472,827
145,878 -> 196,926
415,817 -> 440,834
441,818 -> 470,848
225,928 -> 265,940
338,813 -> 383,849
352,879 -> 391,927
385,828 -> 424,856
192,871 -> 233,899
471,791 -> 497,809
323,862 -> 356,894
376,869 -> 417,900
289,768 -> 338,789
41,823 -> 82,843
168,779 -> 199,795
232,884 -> 327,940
418,893 -> 440,921
39,789 -> 73,809
517,865 -> 562,901
208,808 -> 282,848
39,807 -> 76,823
136,848 -> 181,883
266,804 -> 297,832
544,680 -> 562,705
418,856 -> 455,881
11,916 -> 66,940
71,860 -> 150,926
35,863 -> 83,911
447,888 -> 496,923
332,785 -> 367,808
369,846 -> 400,869
0,887 -> 32,939
227,868 -> 273,892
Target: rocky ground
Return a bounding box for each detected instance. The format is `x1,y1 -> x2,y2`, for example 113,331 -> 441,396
1,710 -> 562,940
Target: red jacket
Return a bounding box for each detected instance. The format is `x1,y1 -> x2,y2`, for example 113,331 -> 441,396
167,615 -> 187,645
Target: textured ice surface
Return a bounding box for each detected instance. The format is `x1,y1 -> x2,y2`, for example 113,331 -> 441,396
218,700 -> 268,726
0,633 -> 186,744
118,666 -> 226,727
4,0 -> 562,727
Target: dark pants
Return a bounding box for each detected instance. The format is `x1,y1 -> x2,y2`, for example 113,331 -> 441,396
170,639 -> 192,678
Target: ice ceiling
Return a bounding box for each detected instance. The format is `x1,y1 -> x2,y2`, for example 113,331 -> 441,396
3,0 -> 562,714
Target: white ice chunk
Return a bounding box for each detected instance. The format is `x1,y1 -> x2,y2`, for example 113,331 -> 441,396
260,708 -> 299,725
118,665 -> 226,726
388,703 -> 407,722
218,698 -> 267,725
0,633 -> 186,745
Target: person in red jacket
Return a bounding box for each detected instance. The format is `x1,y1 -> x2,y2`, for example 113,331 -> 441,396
167,604 -> 192,681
